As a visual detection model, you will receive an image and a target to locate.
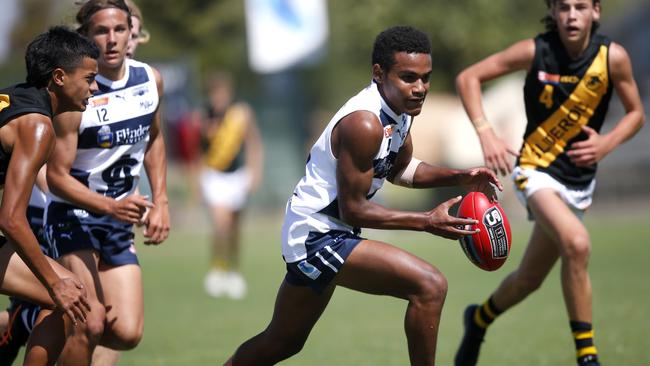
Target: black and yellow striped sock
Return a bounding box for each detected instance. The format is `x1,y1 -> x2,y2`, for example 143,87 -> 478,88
473,297 -> 503,330
571,321 -> 600,365
211,258 -> 230,272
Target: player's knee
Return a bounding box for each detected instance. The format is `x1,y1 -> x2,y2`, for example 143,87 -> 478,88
111,322 -> 144,350
413,265 -> 448,306
116,332 -> 143,350
562,232 -> 591,264
276,340 -> 305,360
263,331 -> 307,360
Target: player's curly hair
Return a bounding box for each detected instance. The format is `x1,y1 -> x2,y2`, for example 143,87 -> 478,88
372,26 -> 431,71
76,0 -> 132,35
542,0 -> 601,33
25,26 -> 99,87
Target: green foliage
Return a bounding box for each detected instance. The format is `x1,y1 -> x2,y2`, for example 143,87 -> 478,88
110,0 -> 638,108
0,0 -> 640,105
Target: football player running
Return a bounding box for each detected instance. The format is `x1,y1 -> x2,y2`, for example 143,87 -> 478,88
454,1 -> 644,365
225,25 -> 501,365
45,0 -> 169,364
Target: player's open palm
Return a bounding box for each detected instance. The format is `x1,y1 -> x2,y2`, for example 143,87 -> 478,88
142,202 -> 170,245
50,277 -> 90,325
567,125 -> 607,167
425,196 -> 478,240
478,128 -> 519,176
110,193 -> 154,224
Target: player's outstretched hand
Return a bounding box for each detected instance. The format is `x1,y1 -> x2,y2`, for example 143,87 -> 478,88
458,167 -> 503,202
142,200 -> 170,245
567,125 -> 606,167
110,194 -> 154,224
49,277 -> 90,325
425,196 -> 479,240
477,128 -> 519,176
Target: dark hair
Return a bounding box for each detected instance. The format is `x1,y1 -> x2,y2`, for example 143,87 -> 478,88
542,0 -> 601,33
25,26 -> 99,88
76,0 -> 132,35
372,26 -> 431,71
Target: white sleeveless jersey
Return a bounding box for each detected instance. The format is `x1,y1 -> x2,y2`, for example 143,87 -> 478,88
281,82 -> 412,262
50,59 -> 158,203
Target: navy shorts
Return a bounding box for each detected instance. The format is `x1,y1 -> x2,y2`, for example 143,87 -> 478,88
4,206 -> 51,331
45,201 -> 138,266
0,206 -> 51,254
284,230 -> 363,294
27,205 -> 54,257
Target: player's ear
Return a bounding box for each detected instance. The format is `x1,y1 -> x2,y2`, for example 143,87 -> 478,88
592,1 -> 601,22
372,64 -> 384,84
52,68 -> 66,87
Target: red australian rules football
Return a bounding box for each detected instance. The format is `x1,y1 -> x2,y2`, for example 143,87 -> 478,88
456,191 -> 512,271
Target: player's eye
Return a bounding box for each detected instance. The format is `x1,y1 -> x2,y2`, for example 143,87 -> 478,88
400,74 -> 418,83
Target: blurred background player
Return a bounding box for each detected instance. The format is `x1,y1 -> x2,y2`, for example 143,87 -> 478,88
124,0 -> 150,59
454,1 -> 645,365
201,72 -> 264,299
226,25 -> 502,365
44,0 -> 169,364
0,26 -> 97,365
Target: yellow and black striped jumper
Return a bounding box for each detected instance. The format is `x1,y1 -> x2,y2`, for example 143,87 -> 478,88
518,31 -> 612,365
202,104 -> 248,173
518,31 -> 613,187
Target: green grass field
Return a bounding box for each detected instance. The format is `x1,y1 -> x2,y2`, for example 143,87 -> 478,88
3,211 -> 650,365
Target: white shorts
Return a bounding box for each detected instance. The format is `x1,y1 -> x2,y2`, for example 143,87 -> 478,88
200,168 -> 251,210
512,166 -> 595,219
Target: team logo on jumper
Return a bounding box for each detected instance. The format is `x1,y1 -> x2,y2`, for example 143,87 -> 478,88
297,260 -> 321,280
373,151 -> 397,179
97,125 -> 114,148
482,207 -> 509,258
0,94 -> 9,112
585,72 -> 604,91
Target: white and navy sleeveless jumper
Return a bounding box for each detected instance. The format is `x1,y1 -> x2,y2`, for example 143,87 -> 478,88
281,82 -> 412,263
49,59 -> 158,207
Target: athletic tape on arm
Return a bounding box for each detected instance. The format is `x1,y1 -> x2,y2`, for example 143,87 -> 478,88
393,157 -> 422,187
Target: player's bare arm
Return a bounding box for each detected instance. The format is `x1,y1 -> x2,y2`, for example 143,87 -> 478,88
389,134 -> 503,200
333,111 -> 476,239
456,39 -> 536,175
0,115 -> 89,322
142,66 -> 170,244
567,42 -> 645,167
48,111 -> 152,224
